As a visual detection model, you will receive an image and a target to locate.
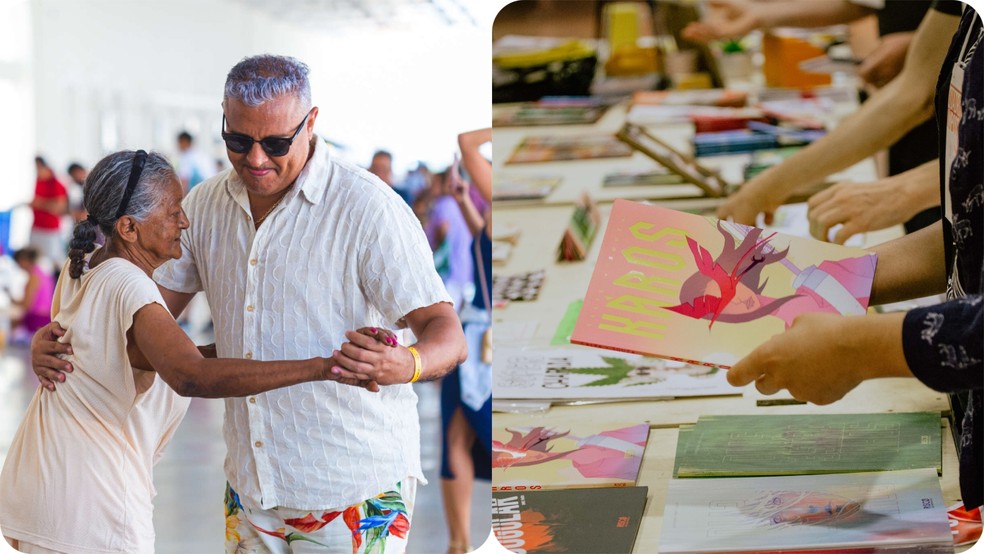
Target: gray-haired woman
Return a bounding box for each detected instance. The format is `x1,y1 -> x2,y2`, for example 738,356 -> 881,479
0,150 -> 380,554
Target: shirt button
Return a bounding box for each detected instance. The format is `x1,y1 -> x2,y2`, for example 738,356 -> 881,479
250,259 -> 258,266
245,352 -> 253,359
246,305 -> 255,312
254,441 -> 263,448
249,397 -> 256,403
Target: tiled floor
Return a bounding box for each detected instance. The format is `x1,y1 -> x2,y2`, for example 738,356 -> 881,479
0,343 -> 490,553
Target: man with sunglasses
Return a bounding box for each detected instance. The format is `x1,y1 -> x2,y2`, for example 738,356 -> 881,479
31,54 -> 467,553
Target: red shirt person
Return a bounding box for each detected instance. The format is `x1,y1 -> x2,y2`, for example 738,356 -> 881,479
30,156 -> 69,264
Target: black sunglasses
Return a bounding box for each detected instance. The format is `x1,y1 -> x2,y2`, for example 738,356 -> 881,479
221,108 -> 313,157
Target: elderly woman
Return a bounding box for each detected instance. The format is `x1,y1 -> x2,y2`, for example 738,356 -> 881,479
0,150 -> 379,554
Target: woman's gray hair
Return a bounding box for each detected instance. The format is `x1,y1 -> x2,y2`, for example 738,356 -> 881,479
224,54 -> 312,108
67,150 -> 174,278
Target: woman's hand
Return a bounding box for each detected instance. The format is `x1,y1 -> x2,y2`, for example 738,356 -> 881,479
31,321 -> 73,391
331,327 -> 416,386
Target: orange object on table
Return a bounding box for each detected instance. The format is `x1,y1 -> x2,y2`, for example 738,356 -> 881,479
762,32 -> 832,89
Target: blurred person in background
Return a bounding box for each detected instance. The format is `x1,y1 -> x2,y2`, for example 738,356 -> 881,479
369,149 -> 413,205
440,128 -> 493,554
175,130 -> 217,193
30,156 -> 69,271
66,162 -> 88,223
8,247 -> 54,340
426,165 -> 474,311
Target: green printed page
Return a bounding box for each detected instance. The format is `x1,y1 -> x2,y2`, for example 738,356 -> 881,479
673,412 -> 941,478
551,300 -> 582,345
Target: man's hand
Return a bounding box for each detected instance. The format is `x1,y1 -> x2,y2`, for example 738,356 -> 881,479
807,180 -> 906,244
331,327 -> 415,386
683,0 -> 760,43
31,321 -> 73,391
727,312 -> 909,405
858,32 -> 913,89
716,186 -> 779,226
449,155 -> 469,203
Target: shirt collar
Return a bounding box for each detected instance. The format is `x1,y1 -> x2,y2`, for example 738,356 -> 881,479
224,135 -> 332,210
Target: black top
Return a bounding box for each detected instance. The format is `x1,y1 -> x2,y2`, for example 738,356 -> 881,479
879,0 -> 932,36
932,0 -> 966,17
902,6 -> 983,509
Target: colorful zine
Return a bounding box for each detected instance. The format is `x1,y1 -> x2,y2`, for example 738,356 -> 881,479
659,469 -> 953,553
571,199 -> 877,368
492,422 -> 650,491
492,270 -> 546,305
557,193 -> 600,262
493,487 -> 647,554
492,347 -> 738,401
673,412 -> 942,478
603,169 -> 685,188
506,134 -> 634,164
493,103 -> 608,127
492,174 -> 562,201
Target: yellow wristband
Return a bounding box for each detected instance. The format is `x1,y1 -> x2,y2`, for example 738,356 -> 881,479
407,345 -> 422,383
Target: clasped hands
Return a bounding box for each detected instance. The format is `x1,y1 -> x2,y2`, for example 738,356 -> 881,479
30,322 -> 417,393
329,327 -> 419,390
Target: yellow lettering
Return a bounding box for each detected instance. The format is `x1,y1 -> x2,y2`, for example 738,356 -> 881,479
613,271 -> 680,297
623,246 -> 685,270
629,223 -> 687,245
598,313 -> 668,340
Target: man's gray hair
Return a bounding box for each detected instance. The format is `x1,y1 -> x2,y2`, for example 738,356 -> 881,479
224,54 -> 312,108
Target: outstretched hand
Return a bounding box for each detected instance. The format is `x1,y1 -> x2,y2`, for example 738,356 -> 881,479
682,0 -> 761,43
331,326 -> 415,386
32,321 -> 73,391
726,312 -> 908,405
716,187 -> 777,226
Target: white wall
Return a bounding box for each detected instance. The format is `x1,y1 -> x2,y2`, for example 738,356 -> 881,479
23,0 -> 499,199
0,0 -> 35,215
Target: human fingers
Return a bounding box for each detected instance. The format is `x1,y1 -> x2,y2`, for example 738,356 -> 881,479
345,329 -> 387,351
332,346 -> 377,375
754,374 -> 781,396
726,353 -> 763,387
333,374 -> 381,393
832,222 -> 861,245
355,327 -> 398,347
761,208 -> 775,226
329,359 -> 375,381
34,359 -> 72,388
38,321 -> 67,342
806,183 -> 837,211
808,203 -> 841,241
682,22 -> 717,43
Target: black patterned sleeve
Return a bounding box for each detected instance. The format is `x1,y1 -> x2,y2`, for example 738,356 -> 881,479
902,295 -> 983,391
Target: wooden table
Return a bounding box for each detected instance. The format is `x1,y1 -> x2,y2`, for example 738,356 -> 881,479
490,92 -> 961,552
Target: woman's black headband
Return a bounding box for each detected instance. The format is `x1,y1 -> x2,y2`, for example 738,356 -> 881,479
115,149 -> 148,219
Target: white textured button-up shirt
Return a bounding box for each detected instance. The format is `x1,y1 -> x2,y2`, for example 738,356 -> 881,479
154,139 -> 451,510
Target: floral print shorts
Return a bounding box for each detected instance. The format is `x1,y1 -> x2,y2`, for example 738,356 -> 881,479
224,479 -> 416,554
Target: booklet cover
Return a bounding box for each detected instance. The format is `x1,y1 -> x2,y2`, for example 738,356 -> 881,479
659,469 -> 953,553
492,174 -> 562,201
673,412 -> 942,478
493,422 -> 650,491
493,103 -> 608,127
506,134 -> 634,164
571,199 -> 877,368
493,487 -> 648,554
492,347 -> 737,401
603,169 -> 685,188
